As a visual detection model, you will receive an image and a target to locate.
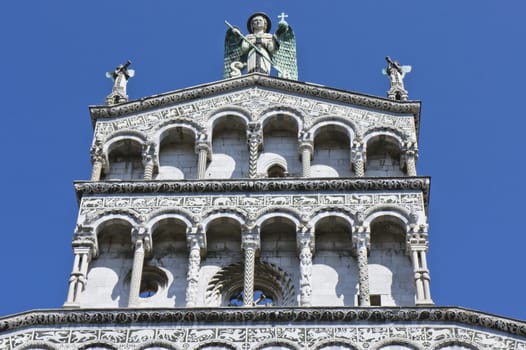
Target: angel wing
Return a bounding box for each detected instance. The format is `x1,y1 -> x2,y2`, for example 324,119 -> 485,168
274,21 -> 298,80
127,69 -> 135,78
401,65 -> 412,74
105,71 -> 114,80
224,27 -> 243,79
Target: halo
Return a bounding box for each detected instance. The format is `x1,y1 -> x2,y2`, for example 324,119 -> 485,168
247,12 -> 272,33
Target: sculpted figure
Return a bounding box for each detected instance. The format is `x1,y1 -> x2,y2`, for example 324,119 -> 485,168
106,60 -> 135,105
382,56 -> 412,100
224,12 -> 298,79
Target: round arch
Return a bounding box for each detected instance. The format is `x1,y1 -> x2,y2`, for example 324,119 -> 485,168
154,122 -> 200,146
372,340 -> 422,350
194,340 -> 239,350
147,210 -> 194,233
432,340 -> 479,350
313,340 -> 358,350
201,212 -> 246,233
309,117 -> 357,143
17,342 -> 60,350
103,132 -> 146,156
258,107 -> 304,135
207,107 -> 251,135
309,210 -> 355,229
362,128 -> 405,149
364,206 -> 411,229
88,210 -> 141,233
256,206 -> 302,225
254,339 -> 301,350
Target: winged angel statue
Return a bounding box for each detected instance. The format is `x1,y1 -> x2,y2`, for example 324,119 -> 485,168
224,12 -> 298,80
105,60 -> 135,105
382,56 -> 412,100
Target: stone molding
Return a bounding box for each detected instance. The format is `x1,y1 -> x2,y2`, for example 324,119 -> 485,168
75,176 -> 429,196
89,74 -> 421,129
0,307 -> 525,338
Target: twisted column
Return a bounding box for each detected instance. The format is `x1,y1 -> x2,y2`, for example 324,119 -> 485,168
241,226 -> 260,306
247,123 -> 262,178
185,235 -> 202,307
299,141 -> 313,178
352,228 -> 371,306
128,226 -> 151,307
142,140 -> 157,180
90,141 -> 105,181
298,235 -> 313,306
351,141 -> 366,177
195,139 -> 211,179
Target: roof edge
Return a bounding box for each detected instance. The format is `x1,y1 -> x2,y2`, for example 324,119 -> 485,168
0,306 -> 524,336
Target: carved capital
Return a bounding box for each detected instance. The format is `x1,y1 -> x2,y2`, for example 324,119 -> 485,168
247,123 -> 263,147
142,140 -> 157,165
241,225 -> 260,251
298,140 -> 314,156
352,231 -> 370,255
187,225 -> 206,256
132,225 -> 152,256
73,225 -> 98,258
351,140 -> 366,162
90,140 -> 105,164
406,231 -> 429,252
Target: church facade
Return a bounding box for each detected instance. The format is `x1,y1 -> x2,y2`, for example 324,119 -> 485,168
0,13 -> 525,350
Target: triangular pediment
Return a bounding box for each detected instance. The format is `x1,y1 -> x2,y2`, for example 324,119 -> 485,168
90,73 -> 421,143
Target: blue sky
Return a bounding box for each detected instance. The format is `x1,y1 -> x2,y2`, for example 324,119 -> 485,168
0,1 -> 525,320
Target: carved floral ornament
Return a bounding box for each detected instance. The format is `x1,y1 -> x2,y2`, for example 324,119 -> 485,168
0,308 -> 525,350
91,82 -> 418,148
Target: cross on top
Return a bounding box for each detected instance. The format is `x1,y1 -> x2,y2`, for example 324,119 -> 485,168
278,12 -> 288,23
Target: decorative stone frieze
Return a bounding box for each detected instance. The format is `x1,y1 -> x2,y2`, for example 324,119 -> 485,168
75,177 -> 430,202
1,308 -> 525,350
90,74 -> 421,125
91,83 -> 419,151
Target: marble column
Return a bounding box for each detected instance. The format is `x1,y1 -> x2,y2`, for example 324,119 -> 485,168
185,235 -> 202,307
64,233 -> 96,308
142,141 -> 157,180
195,140 -> 211,179
128,226 -> 151,307
352,229 -> 371,306
407,231 -> 433,305
90,141 -> 105,181
247,124 -> 262,178
351,141 -> 366,177
241,227 -> 260,306
299,141 -> 313,178
404,149 -> 418,176
298,234 -> 313,306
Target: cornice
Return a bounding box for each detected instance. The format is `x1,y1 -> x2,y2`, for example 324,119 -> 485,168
1,307 -> 524,337
74,177 -> 430,212
88,74 -> 421,135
